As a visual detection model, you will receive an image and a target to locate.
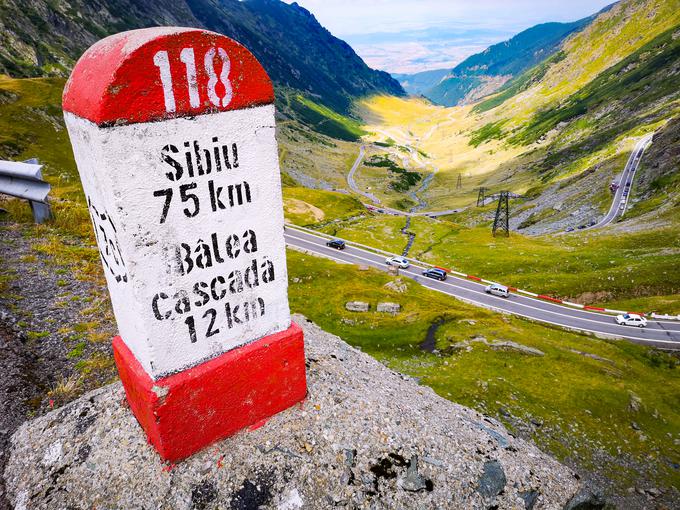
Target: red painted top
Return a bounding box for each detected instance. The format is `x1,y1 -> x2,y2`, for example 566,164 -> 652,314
63,27 -> 274,126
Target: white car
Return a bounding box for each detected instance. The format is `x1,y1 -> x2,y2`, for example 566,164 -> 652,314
615,313 -> 647,328
385,256 -> 410,268
485,283 -> 509,298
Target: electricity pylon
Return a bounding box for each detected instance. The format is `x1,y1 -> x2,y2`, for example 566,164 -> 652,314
492,191 -> 510,237
476,187 -> 488,207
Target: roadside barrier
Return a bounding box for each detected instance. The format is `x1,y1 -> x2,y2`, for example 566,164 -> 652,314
0,159 -> 52,223
284,223 -> 677,321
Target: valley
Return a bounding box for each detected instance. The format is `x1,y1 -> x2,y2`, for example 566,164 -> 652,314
0,0 -> 679,508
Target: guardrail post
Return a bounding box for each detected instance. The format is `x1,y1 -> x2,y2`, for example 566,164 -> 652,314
0,158 -> 53,223
23,159 -> 53,223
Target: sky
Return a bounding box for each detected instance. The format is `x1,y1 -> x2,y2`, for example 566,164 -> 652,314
283,0 -> 615,74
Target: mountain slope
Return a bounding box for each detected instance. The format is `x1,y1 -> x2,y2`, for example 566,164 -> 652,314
424,16 -> 598,107
486,0 -> 680,125
0,0 -> 403,114
470,0 -> 680,234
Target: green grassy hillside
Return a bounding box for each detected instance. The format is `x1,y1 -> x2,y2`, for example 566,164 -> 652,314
0,0 -> 404,114
427,16 -> 595,107
287,250 -> 680,496
317,215 -> 680,314
488,0 -> 680,125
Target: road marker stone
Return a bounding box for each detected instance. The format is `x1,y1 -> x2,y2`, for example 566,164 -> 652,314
63,27 -> 306,461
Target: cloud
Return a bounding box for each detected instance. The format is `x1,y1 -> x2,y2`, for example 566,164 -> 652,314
284,0 -> 615,74
352,41 -> 492,74
344,26 -> 511,74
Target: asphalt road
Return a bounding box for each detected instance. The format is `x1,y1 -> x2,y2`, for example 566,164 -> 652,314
585,135 -> 653,230
284,227 -> 680,349
346,145 -> 381,204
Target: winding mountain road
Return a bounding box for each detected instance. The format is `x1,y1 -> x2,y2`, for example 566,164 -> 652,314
285,226 -> 680,350
584,135 -> 653,230
346,145 -> 380,204
347,144 -> 461,217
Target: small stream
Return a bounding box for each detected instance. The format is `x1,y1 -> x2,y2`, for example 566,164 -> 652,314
400,172 -> 434,256
419,316 -> 449,353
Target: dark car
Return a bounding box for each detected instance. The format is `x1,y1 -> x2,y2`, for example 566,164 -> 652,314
422,268 -> 447,281
326,239 -> 346,250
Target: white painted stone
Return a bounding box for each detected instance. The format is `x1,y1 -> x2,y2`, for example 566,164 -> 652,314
65,105 -> 290,378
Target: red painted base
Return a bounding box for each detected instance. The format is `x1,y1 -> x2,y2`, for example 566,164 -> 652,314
112,323 -> 306,462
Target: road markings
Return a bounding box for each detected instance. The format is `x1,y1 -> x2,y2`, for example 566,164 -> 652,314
286,226 -> 680,326
284,231 -> 680,345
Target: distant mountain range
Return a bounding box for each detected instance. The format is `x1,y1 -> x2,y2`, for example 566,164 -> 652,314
395,4 -> 614,106
0,0 -> 404,114
391,69 -> 449,96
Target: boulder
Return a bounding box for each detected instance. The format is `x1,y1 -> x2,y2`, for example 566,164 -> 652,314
4,316 -> 586,509
384,279 -> 408,293
345,301 -> 369,312
490,341 -> 544,357
377,302 -> 401,314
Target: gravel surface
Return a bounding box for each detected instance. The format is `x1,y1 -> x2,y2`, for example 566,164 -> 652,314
0,222 -> 117,509
4,315 -> 595,510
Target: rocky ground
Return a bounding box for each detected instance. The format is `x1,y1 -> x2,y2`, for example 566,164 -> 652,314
0,219 -> 673,509
0,222 -> 116,509
5,317 -> 600,510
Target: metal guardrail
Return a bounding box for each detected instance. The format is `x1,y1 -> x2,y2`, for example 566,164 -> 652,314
0,158 -> 52,223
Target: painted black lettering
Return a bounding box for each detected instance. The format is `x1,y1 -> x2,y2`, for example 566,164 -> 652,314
231,143 -> 239,168
211,275 -> 226,301
152,292 -> 171,320
153,188 -> 173,224
176,243 -> 194,275
161,144 -> 183,181
208,180 -> 225,211
225,302 -> 242,329
225,234 -> 240,259
261,258 -> 275,283
212,137 -> 222,172
243,229 -> 257,254
194,238 -> 212,270
211,232 -> 224,263
193,140 -> 204,176
221,143 -> 232,170
244,258 -> 259,288
203,308 -> 219,338
193,281 -> 210,307
184,315 -> 197,343
174,290 -> 191,314
179,182 -> 200,217
184,141 -> 194,178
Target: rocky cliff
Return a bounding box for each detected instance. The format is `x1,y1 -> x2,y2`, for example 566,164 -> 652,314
3,316 -> 600,509
0,0 -> 403,113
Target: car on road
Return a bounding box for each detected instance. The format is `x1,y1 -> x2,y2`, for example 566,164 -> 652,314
422,268 -> 447,281
589,220 -> 597,227
485,283 -> 509,298
385,256 -> 410,268
566,226 -> 575,232
615,313 -> 647,328
326,239 -> 346,250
